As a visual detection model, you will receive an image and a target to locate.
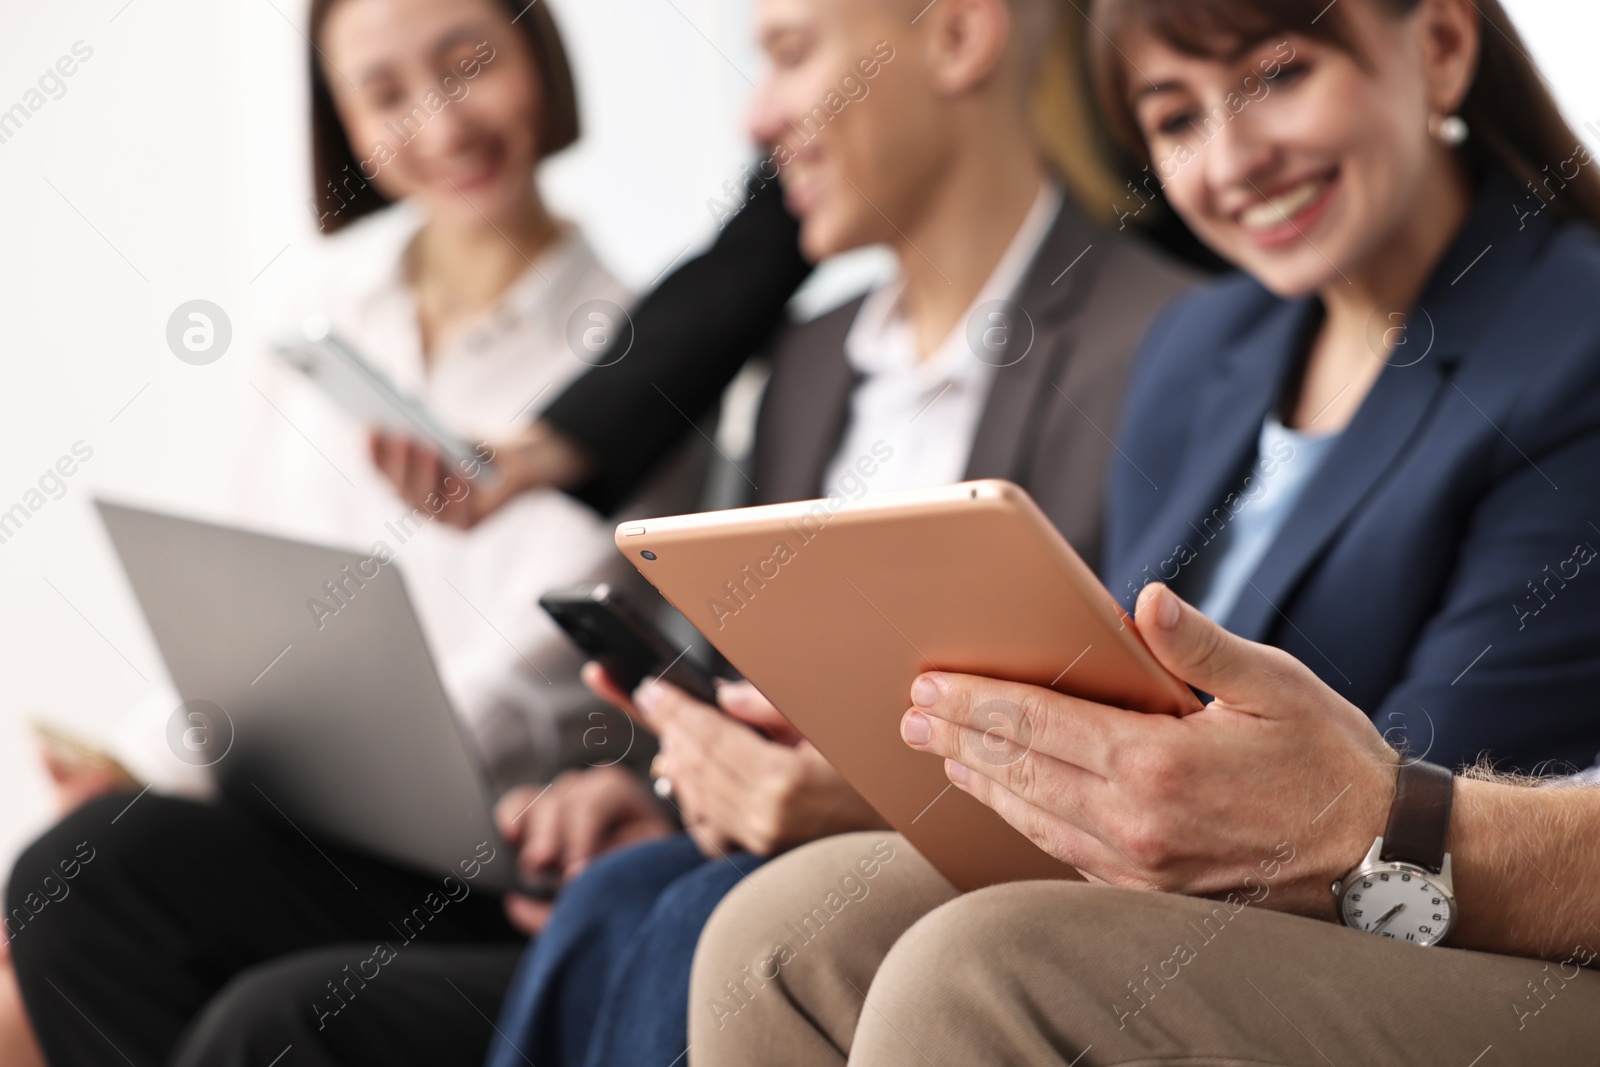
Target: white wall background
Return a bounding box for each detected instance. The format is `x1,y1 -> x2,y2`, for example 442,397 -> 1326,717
0,0 -> 1594,873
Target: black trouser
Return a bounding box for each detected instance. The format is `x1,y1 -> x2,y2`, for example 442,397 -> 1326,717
6,792 -> 525,1066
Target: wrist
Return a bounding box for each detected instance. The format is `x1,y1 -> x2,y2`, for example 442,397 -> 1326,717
1330,757 -> 1461,944
1436,775 -> 1524,955
1323,751 -> 1402,894
513,421 -> 592,491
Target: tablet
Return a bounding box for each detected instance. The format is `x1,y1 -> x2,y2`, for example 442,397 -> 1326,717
615,479 -> 1200,892
273,315 -> 492,476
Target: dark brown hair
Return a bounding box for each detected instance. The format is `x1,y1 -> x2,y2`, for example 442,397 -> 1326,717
307,0 -> 581,233
1085,0 -> 1600,231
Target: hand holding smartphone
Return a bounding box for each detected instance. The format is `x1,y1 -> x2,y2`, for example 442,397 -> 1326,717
273,315 -> 496,481
539,585 -> 720,706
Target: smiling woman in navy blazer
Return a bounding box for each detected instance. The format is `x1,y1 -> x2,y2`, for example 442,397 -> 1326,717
1093,0 -> 1600,774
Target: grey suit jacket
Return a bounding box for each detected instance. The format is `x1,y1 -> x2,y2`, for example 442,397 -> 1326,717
750,196 -> 1197,572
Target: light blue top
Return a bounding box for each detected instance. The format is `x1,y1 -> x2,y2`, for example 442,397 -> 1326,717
1191,417 -> 1343,623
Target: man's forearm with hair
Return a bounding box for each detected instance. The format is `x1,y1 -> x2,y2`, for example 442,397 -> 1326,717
1447,773 -> 1600,960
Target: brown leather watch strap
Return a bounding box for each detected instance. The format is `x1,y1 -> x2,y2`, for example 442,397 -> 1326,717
1380,760 -> 1454,873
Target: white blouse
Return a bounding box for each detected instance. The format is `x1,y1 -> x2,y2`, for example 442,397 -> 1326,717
125,202 -> 651,793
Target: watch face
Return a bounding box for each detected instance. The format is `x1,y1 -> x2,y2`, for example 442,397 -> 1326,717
1340,867 -> 1453,945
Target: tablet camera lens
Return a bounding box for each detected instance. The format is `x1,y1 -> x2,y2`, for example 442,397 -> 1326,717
641,550 -> 657,561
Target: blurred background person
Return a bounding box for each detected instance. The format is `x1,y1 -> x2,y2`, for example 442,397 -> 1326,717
38,0 -> 679,806
4,1 -> 696,1064
211,0 -> 664,797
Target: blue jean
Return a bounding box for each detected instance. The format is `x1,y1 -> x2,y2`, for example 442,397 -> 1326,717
484,833 -> 770,1067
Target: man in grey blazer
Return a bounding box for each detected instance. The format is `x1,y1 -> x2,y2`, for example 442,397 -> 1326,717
589,0 -> 1199,905
467,1 -> 1200,1065
752,183 -> 1193,571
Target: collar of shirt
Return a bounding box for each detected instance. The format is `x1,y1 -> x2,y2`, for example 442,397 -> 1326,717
354,205 -> 608,386
293,201 -> 631,438
841,181 -> 1064,394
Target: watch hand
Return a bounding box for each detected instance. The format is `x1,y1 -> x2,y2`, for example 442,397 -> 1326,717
1369,903 -> 1405,934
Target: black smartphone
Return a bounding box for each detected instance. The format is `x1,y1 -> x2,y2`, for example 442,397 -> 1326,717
539,584 -> 721,706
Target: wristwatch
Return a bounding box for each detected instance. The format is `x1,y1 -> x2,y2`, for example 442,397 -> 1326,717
1332,760 -> 1456,945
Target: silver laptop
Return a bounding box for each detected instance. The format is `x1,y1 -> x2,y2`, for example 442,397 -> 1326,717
97,499 -> 517,892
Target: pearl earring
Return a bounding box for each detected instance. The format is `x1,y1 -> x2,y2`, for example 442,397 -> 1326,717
1430,114 -> 1469,146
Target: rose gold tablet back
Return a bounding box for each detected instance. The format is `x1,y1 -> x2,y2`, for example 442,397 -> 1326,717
616,479 -> 1199,892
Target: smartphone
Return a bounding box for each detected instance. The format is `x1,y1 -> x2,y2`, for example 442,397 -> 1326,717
273,315 -> 496,481
540,584 -> 721,706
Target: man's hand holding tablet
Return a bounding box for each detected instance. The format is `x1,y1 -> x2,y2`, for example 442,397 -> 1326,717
617,480 -> 1203,890
901,581 -> 1401,917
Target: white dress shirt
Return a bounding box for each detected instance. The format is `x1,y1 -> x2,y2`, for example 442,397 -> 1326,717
821,183 -> 1064,498
120,202 -> 642,792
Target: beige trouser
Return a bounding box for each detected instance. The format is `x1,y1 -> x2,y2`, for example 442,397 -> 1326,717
689,832 -> 1600,1066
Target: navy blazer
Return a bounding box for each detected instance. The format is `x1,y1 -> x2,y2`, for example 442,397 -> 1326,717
1106,172 -> 1600,773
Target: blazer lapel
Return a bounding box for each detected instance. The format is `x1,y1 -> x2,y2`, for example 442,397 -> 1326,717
1112,299 -> 1311,608
754,301 -> 862,505
964,200 -> 1097,481
1224,170 -> 1540,642
1222,354 -> 1457,641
